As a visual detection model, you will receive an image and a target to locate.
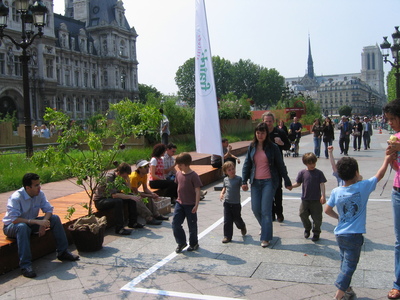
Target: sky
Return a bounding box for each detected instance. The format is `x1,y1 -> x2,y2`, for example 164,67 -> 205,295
53,0 -> 400,95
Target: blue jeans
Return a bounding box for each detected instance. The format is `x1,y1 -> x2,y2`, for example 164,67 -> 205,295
313,136 -> 321,157
392,189 -> 400,289
335,233 -> 364,292
250,178 -> 274,242
172,202 -> 198,247
324,139 -> 333,158
3,214 -> 69,269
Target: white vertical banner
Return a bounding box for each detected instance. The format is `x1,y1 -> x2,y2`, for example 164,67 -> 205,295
195,0 -> 223,157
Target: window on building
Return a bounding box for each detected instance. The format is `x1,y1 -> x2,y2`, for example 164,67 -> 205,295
65,70 -> 70,86
84,72 -> 88,87
67,98 -> 72,111
14,59 -> 21,76
12,2 -> 19,22
115,71 -> 119,87
119,40 -> 125,57
76,98 -> 80,112
56,68 -> 60,84
46,59 -> 54,78
372,53 -> 375,69
74,71 -> 79,86
0,53 -> 5,74
92,73 -> 96,88
121,73 -> 126,90
103,70 -> 108,86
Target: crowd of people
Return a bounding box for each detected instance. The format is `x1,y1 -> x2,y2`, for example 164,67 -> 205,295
5,104 -> 400,300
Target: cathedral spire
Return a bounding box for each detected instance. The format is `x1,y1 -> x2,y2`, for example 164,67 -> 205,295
307,35 -> 315,79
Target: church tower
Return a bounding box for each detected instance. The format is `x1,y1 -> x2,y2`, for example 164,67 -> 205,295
361,45 -> 385,96
307,36 -> 315,79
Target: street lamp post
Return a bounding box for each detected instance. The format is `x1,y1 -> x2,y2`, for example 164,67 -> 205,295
0,0 -> 48,158
370,96 -> 376,116
330,100 -> 333,117
380,26 -> 400,99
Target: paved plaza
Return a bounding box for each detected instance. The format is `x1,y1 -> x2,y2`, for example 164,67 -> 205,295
0,129 -> 397,300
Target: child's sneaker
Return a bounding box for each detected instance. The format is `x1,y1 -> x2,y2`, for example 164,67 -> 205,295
343,287 -> 356,300
187,244 -> 199,251
175,243 -> 187,253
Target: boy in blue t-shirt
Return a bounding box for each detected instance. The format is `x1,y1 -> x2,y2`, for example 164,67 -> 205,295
325,155 -> 393,300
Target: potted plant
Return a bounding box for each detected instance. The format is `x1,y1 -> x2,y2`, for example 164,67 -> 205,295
32,108 -> 127,252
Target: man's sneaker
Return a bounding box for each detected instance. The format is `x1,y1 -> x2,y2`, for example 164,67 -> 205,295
115,228 -> 132,235
128,222 -> 144,229
21,266 -> 36,278
146,219 -> 162,225
304,230 -> 311,239
187,244 -> 199,251
57,250 -> 80,261
222,237 -> 231,243
155,215 -> 169,221
175,243 -> 187,253
343,287 -> 356,300
311,234 -> 320,242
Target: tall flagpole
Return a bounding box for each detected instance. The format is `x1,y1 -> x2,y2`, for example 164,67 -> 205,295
194,0 -> 223,157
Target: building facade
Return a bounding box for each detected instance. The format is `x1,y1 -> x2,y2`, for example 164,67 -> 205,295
285,40 -> 386,116
0,0 -> 139,125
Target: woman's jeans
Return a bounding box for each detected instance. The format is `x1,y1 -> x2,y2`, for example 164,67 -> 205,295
324,139 -> 333,158
335,233 -> 364,292
353,134 -> 362,150
250,178 -> 274,242
313,136 -> 321,157
392,189 -> 400,289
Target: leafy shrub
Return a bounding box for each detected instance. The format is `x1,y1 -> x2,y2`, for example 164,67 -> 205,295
218,93 -> 251,120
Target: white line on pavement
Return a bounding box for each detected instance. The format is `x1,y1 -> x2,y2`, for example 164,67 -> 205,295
120,197 -> 252,299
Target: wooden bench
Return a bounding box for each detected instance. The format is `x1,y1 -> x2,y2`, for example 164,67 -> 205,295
0,142 -> 249,274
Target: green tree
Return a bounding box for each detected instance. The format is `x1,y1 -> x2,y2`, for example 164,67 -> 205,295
339,105 -> 352,117
138,84 -> 162,104
254,68 -> 285,109
387,68 -> 397,102
175,58 -> 196,107
231,59 -> 260,100
212,56 -> 234,99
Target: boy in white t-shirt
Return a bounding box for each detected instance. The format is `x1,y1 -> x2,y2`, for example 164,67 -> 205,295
325,154 -> 394,300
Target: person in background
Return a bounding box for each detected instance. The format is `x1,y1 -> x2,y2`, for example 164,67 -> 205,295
277,119 -> 288,136
352,116 -> 363,151
263,111 -> 291,222
129,160 -> 169,223
160,108 -> 170,145
289,117 -> 303,156
211,138 -> 240,169
363,117 -> 373,150
322,117 -> 335,159
40,124 -> 51,139
3,173 -> 79,278
32,125 -> 40,137
337,116 -> 352,156
149,143 -> 178,202
94,162 -> 142,235
311,118 -> 323,158
163,143 -> 177,181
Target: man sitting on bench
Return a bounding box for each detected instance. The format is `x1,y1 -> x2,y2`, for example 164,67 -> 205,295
3,173 -> 79,278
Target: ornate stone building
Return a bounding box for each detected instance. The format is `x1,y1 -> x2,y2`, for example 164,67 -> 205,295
285,39 -> 386,116
0,0 -> 139,124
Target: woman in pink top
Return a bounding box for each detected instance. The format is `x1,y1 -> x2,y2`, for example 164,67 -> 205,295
384,99 -> 400,300
149,144 -> 178,201
242,123 -> 292,248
